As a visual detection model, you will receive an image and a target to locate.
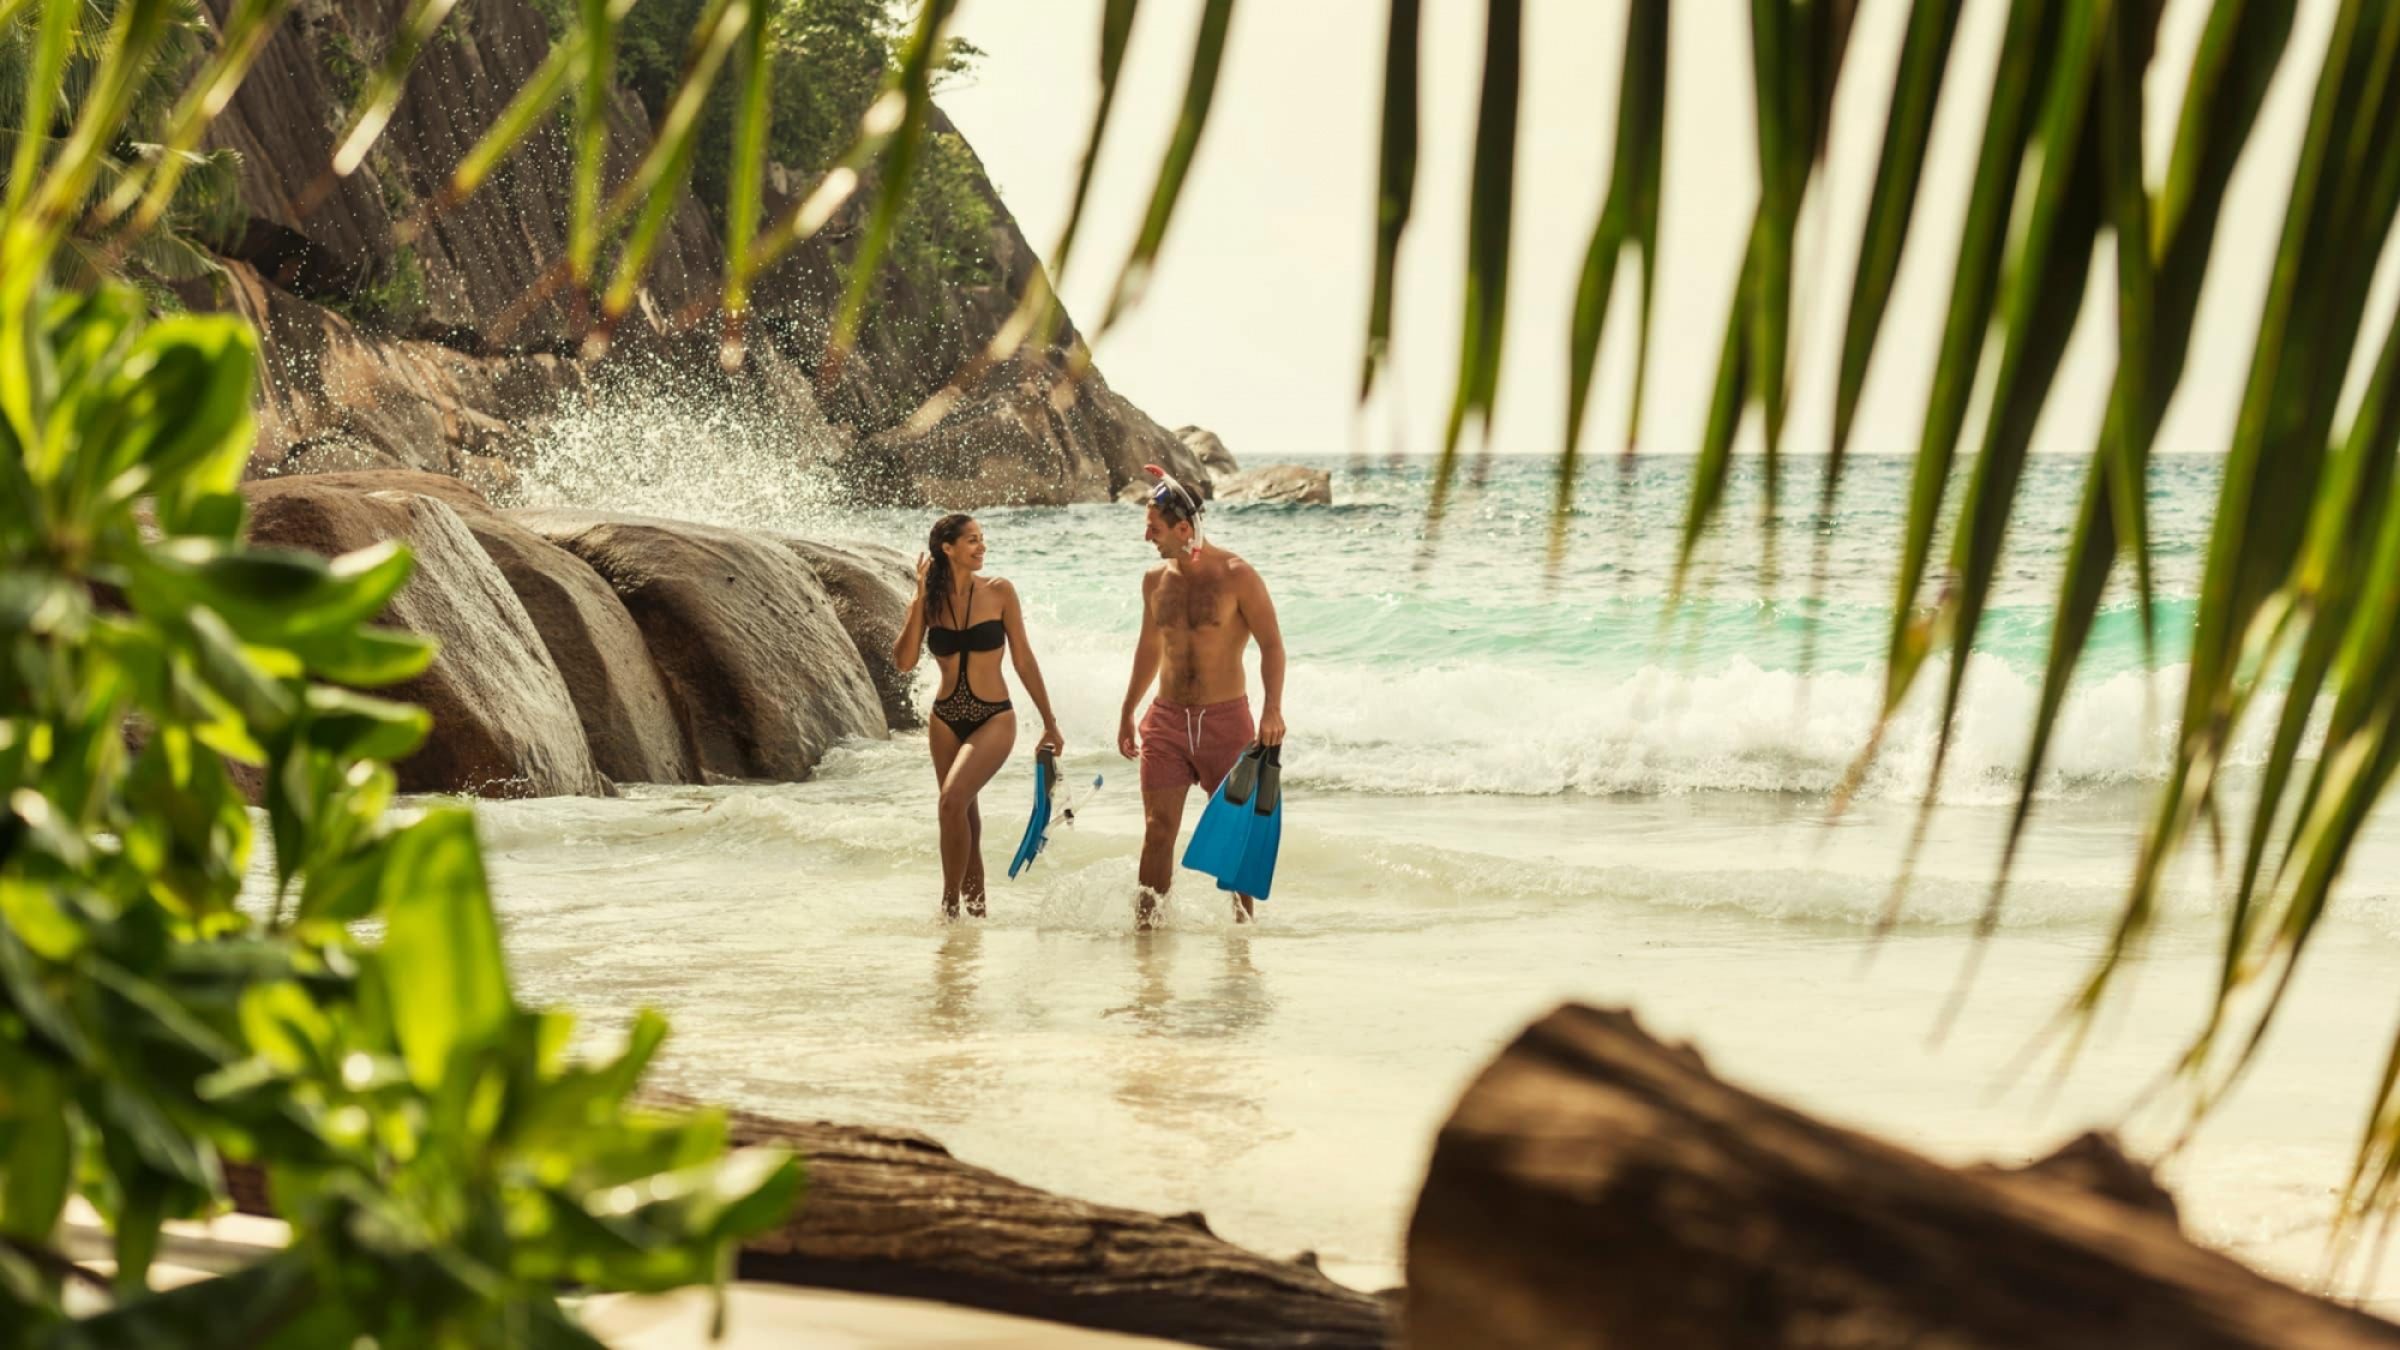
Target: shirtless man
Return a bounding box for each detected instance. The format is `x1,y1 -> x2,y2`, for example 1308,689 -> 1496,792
1117,469 -> 1287,927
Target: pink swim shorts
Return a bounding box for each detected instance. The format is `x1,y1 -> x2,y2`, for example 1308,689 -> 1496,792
1139,697 -> 1254,793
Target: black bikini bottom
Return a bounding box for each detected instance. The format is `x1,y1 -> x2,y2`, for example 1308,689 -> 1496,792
933,685 -> 1012,739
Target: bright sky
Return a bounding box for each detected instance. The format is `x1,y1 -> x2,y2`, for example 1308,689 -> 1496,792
941,1 -> 2379,463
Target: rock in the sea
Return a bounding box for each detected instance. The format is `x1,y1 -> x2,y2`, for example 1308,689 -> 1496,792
243,479 -> 606,797
466,513 -> 699,786
521,511 -> 886,781
778,537 -> 921,731
251,473 -> 699,787
1176,425 -> 1240,478
1211,465 -> 1333,506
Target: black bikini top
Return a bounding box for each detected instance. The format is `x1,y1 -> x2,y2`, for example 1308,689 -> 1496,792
926,584 -> 1005,657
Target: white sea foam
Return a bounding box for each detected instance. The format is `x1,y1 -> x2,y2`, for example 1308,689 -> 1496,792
1282,653 -> 2225,802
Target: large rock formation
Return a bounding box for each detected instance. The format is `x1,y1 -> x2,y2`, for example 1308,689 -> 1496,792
521,511 -> 887,782
193,0 -> 1194,509
776,537 -> 920,730
202,0 -> 718,354
243,478 -> 607,797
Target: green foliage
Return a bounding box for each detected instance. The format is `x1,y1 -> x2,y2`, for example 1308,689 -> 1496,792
329,242 -> 428,329
612,0 -> 988,294
0,0 -> 241,289
1,5 -> 800,1341
317,30 -> 369,115
890,130 -> 995,290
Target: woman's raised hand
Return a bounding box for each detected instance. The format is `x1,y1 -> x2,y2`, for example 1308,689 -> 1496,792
913,553 -> 931,597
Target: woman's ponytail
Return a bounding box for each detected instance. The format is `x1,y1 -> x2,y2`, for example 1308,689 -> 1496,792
923,513 -> 974,631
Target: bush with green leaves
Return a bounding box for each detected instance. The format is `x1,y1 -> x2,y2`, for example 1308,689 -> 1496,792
0,0 -> 243,289
612,0 -> 990,293
1,13 -> 799,1344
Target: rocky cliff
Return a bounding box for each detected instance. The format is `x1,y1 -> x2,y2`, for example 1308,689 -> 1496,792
190,0 -> 1209,507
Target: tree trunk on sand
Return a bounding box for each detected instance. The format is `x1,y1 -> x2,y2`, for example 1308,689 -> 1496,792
719,1113 -> 1390,1349
1404,1003 -> 2400,1350
226,1112 -> 1389,1350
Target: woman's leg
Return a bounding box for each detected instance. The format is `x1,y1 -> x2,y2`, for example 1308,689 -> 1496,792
937,712 -> 1016,918
962,800 -> 987,917
929,719 -> 966,916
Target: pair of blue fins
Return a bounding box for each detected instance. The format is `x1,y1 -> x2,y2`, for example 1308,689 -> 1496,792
1179,742 -> 1283,901
1007,743 -> 1285,901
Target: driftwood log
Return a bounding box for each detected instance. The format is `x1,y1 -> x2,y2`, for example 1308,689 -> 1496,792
1404,1003 -> 2400,1350
720,1112 -> 1390,1349
227,1111 -> 1389,1350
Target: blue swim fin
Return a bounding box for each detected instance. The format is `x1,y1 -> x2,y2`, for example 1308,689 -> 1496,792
1218,744 -> 1282,901
1180,743 -> 1266,883
1006,748 -> 1056,879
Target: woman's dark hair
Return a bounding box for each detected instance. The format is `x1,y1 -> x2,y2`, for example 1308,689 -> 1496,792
923,513 -> 976,632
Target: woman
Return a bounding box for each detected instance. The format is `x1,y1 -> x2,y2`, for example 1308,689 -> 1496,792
891,513 -> 1065,918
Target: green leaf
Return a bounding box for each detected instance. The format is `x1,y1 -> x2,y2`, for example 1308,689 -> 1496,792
329,0 -> 461,179
600,0 -> 744,328
445,33 -> 577,201
824,0 -> 966,371
0,879 -> 85,962
131,540 -> 413,643
720,0 -> 775,329
35,1247 -> 312,1350
1829,0 -> 1964,474
237,980 -> 334,1076
1921,0 -> 2112,799
1428,0 -> 1522,548
1993,0 -> 2298,941
300,686 -> 431,763
184,608 -> 295,735
1360,0 -> 1420,405
283,625 -> 433,687
0,1065 -> 71,1244
3,0 -> 81,222
378,810 -> 512,1096
1555,0 -> 1666,564
1881,0 -> 2057,716
1098,0 -> 1236,332
97,316 -> 257,501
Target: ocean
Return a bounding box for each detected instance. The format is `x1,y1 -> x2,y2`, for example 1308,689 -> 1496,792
352,433 -> 2400,1301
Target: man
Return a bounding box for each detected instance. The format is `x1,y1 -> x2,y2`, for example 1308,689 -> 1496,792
1117,468 -> 1287,927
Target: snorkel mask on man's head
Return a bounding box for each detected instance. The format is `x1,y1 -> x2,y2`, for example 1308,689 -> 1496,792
1143,464 -> 1206,557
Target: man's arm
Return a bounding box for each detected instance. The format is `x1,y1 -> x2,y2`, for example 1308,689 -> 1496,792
1241,566 -> 1287,746
1119,570 -> 1164,759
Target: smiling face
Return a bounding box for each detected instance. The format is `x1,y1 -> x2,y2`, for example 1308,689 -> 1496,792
944,519 -> 987,574
1144,504 -> 1194,559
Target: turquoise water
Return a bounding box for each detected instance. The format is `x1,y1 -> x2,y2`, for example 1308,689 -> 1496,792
466,416 -> 2400,1302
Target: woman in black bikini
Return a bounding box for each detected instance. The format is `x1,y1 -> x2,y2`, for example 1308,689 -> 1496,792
891,514 -> 1065,918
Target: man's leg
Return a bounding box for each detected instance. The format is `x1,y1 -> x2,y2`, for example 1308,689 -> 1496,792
1138,786 -> 1188,930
